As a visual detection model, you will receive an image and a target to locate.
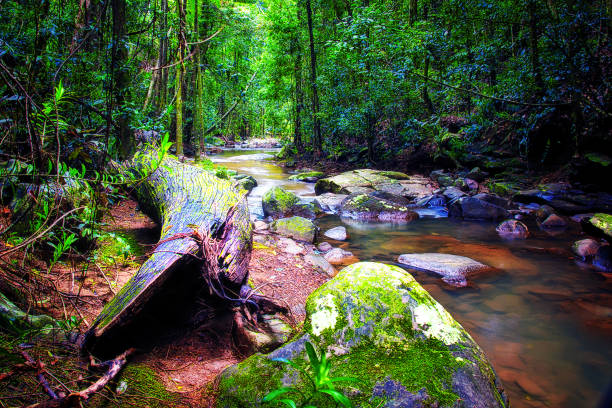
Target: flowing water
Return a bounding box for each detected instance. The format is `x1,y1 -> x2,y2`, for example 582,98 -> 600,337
212,149 -> 612,408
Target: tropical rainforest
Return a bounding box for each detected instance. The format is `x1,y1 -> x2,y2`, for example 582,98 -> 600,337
1,0 -> 611,407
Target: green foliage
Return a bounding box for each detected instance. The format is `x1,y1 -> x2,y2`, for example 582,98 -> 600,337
263,341 -> 360,408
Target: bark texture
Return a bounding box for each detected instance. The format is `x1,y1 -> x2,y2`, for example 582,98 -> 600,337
87,147 -> 252,342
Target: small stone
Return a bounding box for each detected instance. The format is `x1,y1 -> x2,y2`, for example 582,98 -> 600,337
277,238 -> 305,255
317,242 -> 333,252
535,205 -> 556,221
540,214 -> 567,228
323,248 -> 357,265
572,239 -> 601,259
254,221 -> 268,231
464,178 -> 479,191
594,246 -> 612,272
304,254 -> 336,277
323,226 -> 347,241
270,216 -> 317,243
397,253 -> 493,287
496,219 -> 529,239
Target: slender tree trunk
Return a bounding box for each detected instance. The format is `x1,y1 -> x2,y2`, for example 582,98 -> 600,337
175,0 -> 186,157
156,0 -> 169,114
111,0 -> 134,160
409,0 -> 417,25
421,4 -> 434,114
293,5 -> 304,153
529,0 -> 544,94
193,0 -> 204,161
305,0 -> 322,155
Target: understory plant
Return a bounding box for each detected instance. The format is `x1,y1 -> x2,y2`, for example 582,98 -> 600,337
263,341 -> 360,408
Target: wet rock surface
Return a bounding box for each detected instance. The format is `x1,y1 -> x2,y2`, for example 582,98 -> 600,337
270,216 -> 317,243
339,192 -> 420,221
323,226 -> 347,241
496,219 -> 529,239
397,253 -> 494,287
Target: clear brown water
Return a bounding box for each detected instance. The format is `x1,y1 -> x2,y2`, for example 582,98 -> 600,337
213,149 -> 612,408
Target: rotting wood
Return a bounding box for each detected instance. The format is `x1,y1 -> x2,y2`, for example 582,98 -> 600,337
84,145 -> 253,344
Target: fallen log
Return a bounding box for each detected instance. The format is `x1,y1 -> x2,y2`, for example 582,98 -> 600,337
84,145 -> 253,349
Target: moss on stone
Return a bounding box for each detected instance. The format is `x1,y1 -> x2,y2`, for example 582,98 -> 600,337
288,171 -> 325,181
590,213 -> 612,238
263,186 -> 300,216
270,216 -> 316,242
487,181 -> 519,197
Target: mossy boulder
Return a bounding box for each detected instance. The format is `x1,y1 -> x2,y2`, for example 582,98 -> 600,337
587,213 -> 612,242
270,216 -> 317,243
231,174 -> 257,192
216,262 -> 508,408
289,171 -> 325,182
340,193 -> 419,221
449,193 -> 512,220
262,186 -> 315,219
314,169 -> 412,196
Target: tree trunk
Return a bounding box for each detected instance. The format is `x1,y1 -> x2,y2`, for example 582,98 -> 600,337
111,0 -> 134,160
529,0 -> 544,94
85,146 -> 253,347
175,0 -> 186,157
305,0 -> 322,155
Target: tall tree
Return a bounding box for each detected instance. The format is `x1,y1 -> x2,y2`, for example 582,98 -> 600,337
305,0 -> 322,155
175,0 -> 187,157
111,0 -> 134,159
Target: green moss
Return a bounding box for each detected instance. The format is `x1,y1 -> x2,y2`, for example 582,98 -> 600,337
585,152 -> 611,167
271,216 -> 316,242
263,187 -> 300,212
288,171 -> 325,181
487,181 -> 519,197
590,213 -> 612,238
91,364 -> 178,407
333,337 -> 463,407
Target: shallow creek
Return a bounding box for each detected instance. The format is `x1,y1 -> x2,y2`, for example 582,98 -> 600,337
212,149 -> 612,408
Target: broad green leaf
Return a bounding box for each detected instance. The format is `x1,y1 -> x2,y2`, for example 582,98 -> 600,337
319,389 -> 353,408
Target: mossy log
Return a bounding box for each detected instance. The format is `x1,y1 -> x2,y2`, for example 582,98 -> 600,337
86,147 -> 252,344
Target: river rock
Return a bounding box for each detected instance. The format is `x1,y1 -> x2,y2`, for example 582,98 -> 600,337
262,186 -> 315,219
270,216 -> 317,243
397,253 -> 493,287
253,220 -> 268,231
215,262 -> 509,408
323,226 -> 347,241
496,220 -> 529,239
317,241 -> 333,252
313,193 -> 347,214
231,174 -> 257,192
540,214 -> 567,228
449,193 -> 511,220
304,254 -> 336,277
466,167 -> 488,182
323,247 -> 356,265
442,186 -> 467,203
594,246 -> 612,271
535,204 -> 556,221
277,237 -> 305,255
572,239 -> 601,260
315,169 -> 431,198
339,193 -> 419,221
288,171 -> 325,182
586,213 -> 612,242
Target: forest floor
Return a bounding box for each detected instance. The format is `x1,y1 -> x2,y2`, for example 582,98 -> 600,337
0,198 -> 329,407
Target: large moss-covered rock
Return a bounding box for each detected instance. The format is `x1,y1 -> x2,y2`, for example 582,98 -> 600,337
587,213 -> 612,241
315,169 -> 433,199
216,262 -> 508,408
270,216 -> 317,243
262,186 -> 315,219
340,193 -> 419,221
